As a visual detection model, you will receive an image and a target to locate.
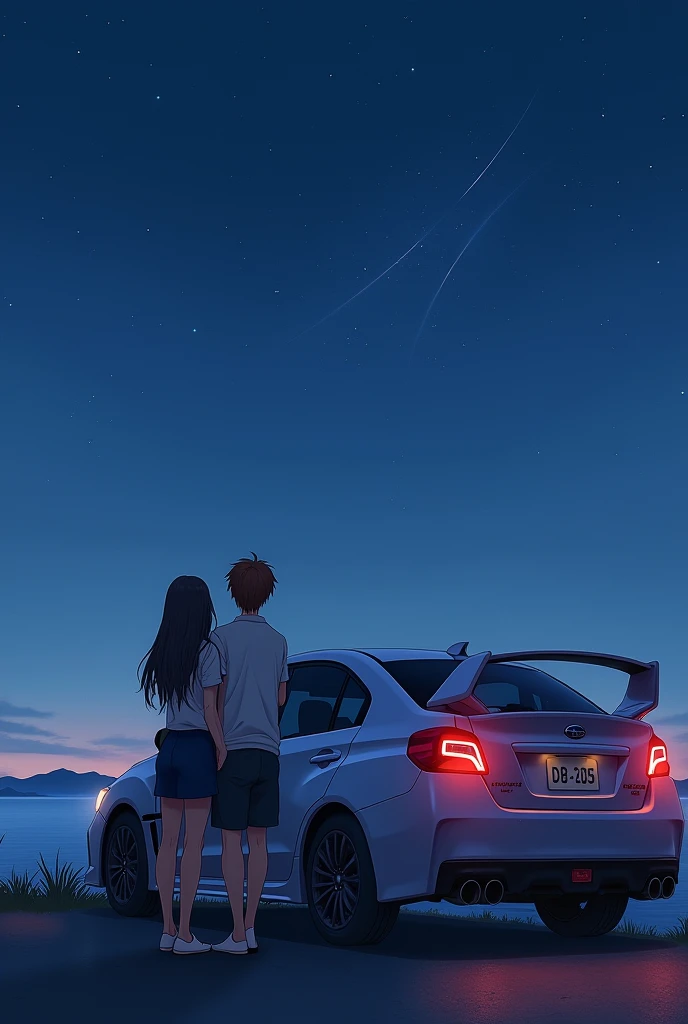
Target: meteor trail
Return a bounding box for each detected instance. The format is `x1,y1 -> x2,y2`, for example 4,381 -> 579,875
410,174 -> 532,359
293,94 -> 537,340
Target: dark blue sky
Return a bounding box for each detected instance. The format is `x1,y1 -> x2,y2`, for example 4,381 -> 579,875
1,2 -> 687,778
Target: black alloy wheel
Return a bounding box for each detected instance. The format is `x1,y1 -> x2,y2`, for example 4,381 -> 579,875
104,810 -> 159,917
534,893 -> 629,937
305,813 -> 399,946
311,829 -> 360,931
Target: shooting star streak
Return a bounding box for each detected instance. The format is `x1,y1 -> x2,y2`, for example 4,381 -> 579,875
293,93 -> 537,340
410,174 -> 532,359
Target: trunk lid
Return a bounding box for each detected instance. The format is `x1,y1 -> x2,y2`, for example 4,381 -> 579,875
464,712 -> 653,810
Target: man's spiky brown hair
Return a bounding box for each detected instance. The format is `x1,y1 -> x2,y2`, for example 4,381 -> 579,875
225,552 -> 277,613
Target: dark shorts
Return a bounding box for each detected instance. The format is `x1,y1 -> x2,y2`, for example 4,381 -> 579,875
154,729 -> 218,800
211,748 -> 280,830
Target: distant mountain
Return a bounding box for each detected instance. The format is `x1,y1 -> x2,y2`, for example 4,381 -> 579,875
0,769 -> 115,797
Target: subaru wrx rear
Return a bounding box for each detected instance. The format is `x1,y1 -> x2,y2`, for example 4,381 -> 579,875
350,647 -> 683,938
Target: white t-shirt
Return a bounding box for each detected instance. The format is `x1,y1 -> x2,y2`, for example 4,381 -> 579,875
165,640 -> 223,730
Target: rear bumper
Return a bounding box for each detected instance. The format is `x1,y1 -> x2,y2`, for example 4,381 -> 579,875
358,773 -> 684,903
434,857 -> 680,902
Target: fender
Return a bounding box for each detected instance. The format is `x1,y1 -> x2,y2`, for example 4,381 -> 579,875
98,772 -> 159,890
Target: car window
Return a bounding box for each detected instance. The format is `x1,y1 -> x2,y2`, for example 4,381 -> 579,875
280,664 -> 349,739
475,665 -> 605,713
332,676 -> 369,729
473,681 -> 523,712
381,659 -> 606,714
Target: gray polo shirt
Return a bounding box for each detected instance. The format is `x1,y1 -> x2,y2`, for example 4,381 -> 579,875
211,615 -> 289,756
165,641 -> 223,731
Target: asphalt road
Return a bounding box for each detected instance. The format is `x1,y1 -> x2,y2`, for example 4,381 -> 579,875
1,903 -> 687,1024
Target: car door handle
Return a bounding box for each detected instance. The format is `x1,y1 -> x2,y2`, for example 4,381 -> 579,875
309,748 -> 342,766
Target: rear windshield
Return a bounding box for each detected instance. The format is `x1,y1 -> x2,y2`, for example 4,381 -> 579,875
382,659 -> 606,715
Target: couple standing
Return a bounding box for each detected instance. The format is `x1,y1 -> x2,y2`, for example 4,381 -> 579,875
138,553 -> 288,955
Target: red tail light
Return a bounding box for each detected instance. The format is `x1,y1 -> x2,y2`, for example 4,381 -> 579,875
647,734 -> 670,777
407,727 -> 488,774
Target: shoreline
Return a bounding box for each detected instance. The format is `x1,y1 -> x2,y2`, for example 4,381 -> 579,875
0,794 -> 99,799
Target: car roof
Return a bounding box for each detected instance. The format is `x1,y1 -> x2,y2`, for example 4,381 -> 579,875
355,648 -> 454,661
290,647 -> 455,661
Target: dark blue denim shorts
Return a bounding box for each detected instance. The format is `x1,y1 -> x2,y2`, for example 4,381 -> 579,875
154,729 -> 218,799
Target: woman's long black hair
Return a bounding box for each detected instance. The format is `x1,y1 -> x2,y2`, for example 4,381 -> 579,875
138,576 -> 217,713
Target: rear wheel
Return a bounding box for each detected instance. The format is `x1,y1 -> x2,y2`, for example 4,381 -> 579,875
305,813 -> 399,946
535,893 -> 628,937
104,810 -> 159,917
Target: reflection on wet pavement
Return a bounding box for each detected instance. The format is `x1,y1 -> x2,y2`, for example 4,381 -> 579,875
0,912 -> 65,938
415,949 -> 688,1024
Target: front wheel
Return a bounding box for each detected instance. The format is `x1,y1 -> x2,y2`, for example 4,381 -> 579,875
305,813 -> 399,946
535,893 -> 628,937
104,810 -> 159,917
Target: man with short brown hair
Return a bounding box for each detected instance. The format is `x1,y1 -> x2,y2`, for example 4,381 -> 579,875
209,553 -> 289,955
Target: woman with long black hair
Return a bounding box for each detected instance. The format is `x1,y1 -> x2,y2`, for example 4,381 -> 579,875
139,575 -> 226,954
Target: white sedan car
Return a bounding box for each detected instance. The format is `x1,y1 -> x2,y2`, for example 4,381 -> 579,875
85,643 -> 684,945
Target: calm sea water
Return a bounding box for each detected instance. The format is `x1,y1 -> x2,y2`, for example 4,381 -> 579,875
0,797 -> 686,929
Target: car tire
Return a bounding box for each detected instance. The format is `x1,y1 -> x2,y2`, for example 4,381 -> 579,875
305,812 -> 399,946
104,809 -> 160,917
534,893 -> 629,937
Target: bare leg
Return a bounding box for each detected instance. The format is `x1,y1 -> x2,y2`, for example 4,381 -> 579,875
221,829 -> 246,941
244,826 -> 268,931
177,797 -> 211,943
157,798 -> 184,937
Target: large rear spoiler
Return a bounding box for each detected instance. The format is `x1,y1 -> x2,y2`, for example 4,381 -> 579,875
427,648 -> 659,720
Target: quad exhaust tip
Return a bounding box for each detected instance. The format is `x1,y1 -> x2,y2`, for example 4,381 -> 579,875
646,877 -> 662,900
458,879 -> 481,906
483,879 -> 505,905
454,878 -> 505,906
661,876 -> 676,899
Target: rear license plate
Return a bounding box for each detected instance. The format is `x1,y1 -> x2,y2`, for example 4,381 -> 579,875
546,757 -> 599,791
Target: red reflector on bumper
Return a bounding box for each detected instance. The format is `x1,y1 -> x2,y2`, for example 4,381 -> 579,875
572,868 -> 592,883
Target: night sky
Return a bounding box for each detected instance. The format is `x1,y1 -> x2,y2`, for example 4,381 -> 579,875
1,3 -> 686,779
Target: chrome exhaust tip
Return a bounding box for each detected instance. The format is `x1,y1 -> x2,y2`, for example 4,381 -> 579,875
458,879 -> 481,906
483,879 -> 505,905
646,876 -> 662,900
661,876 -> 676,899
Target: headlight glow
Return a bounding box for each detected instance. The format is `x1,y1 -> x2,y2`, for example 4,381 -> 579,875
95,787 -> 109,812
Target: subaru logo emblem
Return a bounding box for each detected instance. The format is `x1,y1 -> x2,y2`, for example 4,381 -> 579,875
565,725 -> 586,739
